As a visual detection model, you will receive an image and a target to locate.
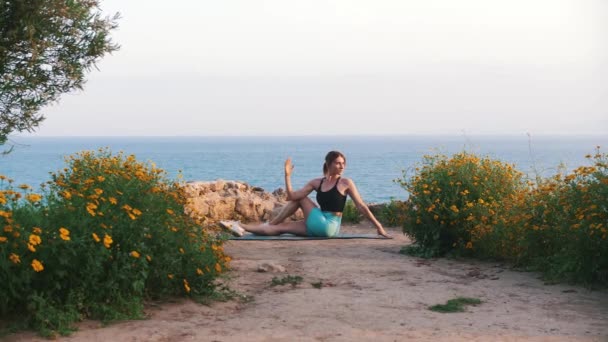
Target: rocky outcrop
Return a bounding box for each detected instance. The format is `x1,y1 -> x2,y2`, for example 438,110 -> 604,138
183,180 -> 304,223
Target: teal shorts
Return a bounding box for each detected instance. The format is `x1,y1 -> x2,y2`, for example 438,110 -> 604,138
305,207 -> 342,237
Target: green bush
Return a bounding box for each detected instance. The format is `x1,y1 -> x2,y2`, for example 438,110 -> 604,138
397,148 -> 608,286
342,199 -> 361,223
397,152 -> 525,257
492,149 -> 608,284
372,199 -> 408,227
0,149 -> 229,337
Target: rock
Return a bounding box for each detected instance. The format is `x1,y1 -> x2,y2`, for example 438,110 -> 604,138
257,262 -> 286,273
183,180 -> 304,224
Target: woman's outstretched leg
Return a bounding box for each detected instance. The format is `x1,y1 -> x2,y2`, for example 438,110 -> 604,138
240,220 -> 308,236
239,197 -> 317,236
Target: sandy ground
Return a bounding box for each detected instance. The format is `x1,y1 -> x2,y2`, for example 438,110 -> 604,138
5,224 -> 608,342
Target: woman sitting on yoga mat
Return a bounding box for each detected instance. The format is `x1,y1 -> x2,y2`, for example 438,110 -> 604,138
220,151 -> 392,239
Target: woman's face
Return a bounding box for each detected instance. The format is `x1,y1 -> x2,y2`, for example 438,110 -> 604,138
328,156 -> 346,175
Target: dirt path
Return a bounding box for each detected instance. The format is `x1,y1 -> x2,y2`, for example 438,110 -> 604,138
6,224 -> 608,341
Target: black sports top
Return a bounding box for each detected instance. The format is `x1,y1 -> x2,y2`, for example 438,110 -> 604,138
316,177 -> 348,213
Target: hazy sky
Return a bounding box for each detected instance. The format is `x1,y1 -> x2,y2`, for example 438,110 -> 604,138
30,0 -> 608,136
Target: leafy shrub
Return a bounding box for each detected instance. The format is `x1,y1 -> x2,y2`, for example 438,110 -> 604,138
341,199 -> 361,223
492,149 -> 608,284
371,199 -> 408,227
398,148 -> 607,286
0,149 -> 229,337
397,152 -> 524,256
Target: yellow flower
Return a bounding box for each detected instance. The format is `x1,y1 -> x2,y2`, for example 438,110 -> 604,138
183,279 -> 191,293
478,199 -> 485,204
215,263 -> 222,273
31,259 -> 44,272
29,234 -> 42,246
179,247 -> 185,254
33,227 -> 42,234
465,242 -> 473,249
97,176 -> 105,182
94,188 -> 104,195
108,197 -> 117,205
18,184 -> 31,190
92,233 -> 100,242
128,212 -> 137,220
0,236 -> 7,243
132,208 -> 142,216
130,251 -> 141,258
26,193 -> 42,203
86,203 -> 97,216
450,205 -> 459,213
146,255 -> 152,262
166,209 -> 174,215
196,268 -> 204,275
62,191 -> 72,200
59,227 -> 70,241
103,234 -> 113,248
9,253 -> 20,264
28,243 -> 36,252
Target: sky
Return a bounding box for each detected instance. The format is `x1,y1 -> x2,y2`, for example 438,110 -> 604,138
28,0 -> 608,136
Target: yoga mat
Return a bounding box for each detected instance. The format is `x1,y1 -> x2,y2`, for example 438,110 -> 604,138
228,233 -> 388,240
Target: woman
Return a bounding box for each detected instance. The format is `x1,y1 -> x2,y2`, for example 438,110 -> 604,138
221,151 -> 392,238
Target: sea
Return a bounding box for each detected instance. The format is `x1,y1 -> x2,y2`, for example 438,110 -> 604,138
1,135 -> 606,203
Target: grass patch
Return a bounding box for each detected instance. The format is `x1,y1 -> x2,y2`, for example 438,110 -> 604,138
271,275 -> 303,287
428,297 -> 482,313
399,245 -> 438,259
311,281 -> 323,289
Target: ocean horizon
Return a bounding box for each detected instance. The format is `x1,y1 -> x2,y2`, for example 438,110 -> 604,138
2,134 -> 607,203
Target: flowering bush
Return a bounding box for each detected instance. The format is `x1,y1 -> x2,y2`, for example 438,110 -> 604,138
396,148 -> 607,285
491,149 -> 608,284
397,152 -> 525,257
0,149 -> 229,337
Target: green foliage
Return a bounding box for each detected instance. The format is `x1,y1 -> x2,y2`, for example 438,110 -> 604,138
397,152 -> 524,256
372,199 -> 408,227
487,149 -> 608,285
0,149 -> 229,336
0,0 -> 120,144
311,281 -> 323,289
399,245 -> 438,259
397,148 -> 608,286
341,199 -> 361,223
270,274 -> 303,287
429,297 -> 482,313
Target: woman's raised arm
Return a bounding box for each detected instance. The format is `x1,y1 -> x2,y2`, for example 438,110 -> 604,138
284,158 -> 315,201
